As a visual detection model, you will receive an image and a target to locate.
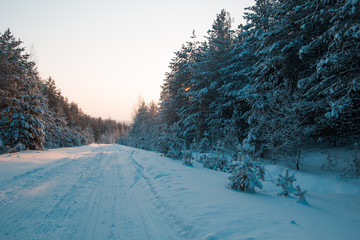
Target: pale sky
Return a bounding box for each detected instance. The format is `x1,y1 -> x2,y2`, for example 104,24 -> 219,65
0,0 -> 254,122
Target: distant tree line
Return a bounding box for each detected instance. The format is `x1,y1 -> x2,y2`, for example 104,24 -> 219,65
0,29 -> 129,153
123,0 -> 360,162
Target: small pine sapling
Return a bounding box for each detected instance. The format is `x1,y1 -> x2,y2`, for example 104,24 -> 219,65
276,169 -> 308,203
294,185 -> 308,204
228,155 -> 265,193
202,142 -> 228,171
276,169 -> 296,196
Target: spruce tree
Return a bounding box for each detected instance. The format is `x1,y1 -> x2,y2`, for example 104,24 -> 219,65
0,29 -> 46,152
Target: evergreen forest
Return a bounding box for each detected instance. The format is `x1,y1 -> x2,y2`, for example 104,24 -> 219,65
123,0 -> 360,164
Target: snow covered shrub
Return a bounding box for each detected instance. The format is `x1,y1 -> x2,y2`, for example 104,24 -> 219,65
276,169 -> 307,203
343,143 -> 360,176
156,134 -> 183,159
228,155 -> 265,192
240,133 -> 256,157
182,150 -> 193,166
203,155 -> 228,171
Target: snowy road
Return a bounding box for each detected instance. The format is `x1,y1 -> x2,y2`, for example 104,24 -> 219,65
0,144 -> 360,240
0,145 -> 184,240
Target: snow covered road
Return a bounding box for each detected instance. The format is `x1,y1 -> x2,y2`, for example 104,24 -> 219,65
0,145 -> 183,239
0,144 -> 360,240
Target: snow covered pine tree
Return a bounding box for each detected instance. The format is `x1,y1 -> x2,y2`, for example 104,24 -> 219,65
228,155 -> 265,192
0,29 -> 46,152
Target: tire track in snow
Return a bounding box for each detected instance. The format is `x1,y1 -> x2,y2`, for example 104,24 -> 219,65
129,150 -> 144,189
37,150 -> 108,239
0,149 -> 104,239
0,152 -> 96,234
75,148 -> 130,240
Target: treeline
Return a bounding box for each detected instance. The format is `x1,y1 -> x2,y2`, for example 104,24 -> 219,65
123,0 -> 360,161
0,29 -> 129,153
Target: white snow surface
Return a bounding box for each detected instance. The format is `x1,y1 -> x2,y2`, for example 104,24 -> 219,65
0,144 -> 359,240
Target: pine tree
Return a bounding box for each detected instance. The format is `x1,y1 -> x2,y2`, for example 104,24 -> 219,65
126,100 -> 159,150
159,31 -> 198,127
183,10 -> 235,149
215,24 -> 257,150
303,0 -> 360,144
0,29 -> 46,152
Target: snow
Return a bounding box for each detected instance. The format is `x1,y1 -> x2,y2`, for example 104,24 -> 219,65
0,144 -> 359,239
